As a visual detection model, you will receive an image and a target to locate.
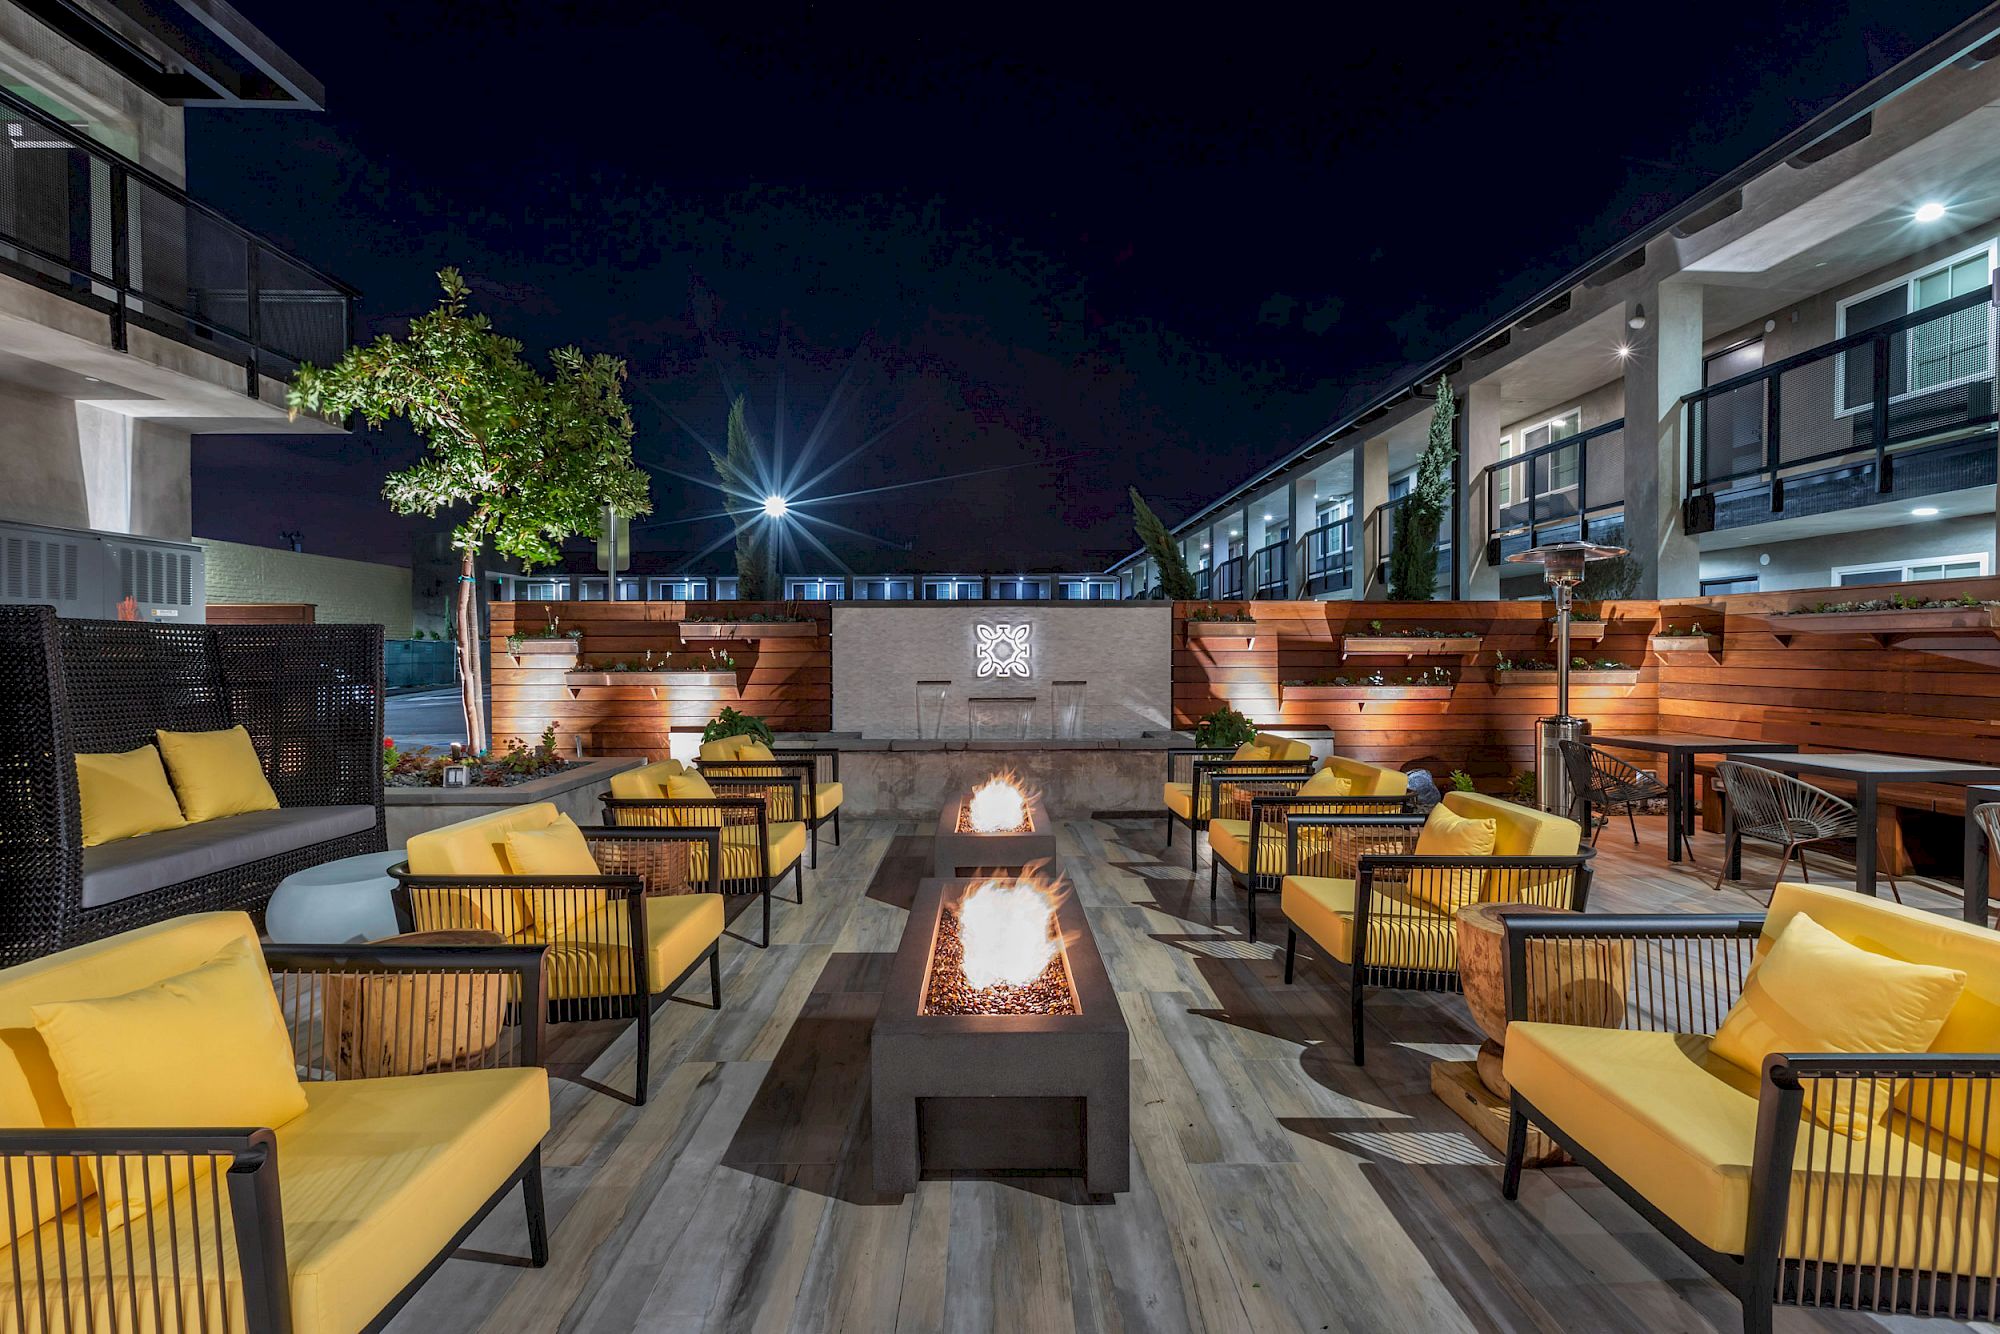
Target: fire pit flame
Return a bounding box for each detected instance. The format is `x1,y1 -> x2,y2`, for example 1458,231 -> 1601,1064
957,876 -> 1060,989
964,771 -> 1033,834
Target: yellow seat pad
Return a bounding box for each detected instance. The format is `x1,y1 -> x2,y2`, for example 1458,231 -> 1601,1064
808,781 -> 844,820
1504,1022 -> 2000,1265
525,893 -> 725,999
1208,818 -> 1283,876
1163,781 -> 1196,821
1280,875 -> 1457,972
689,821 -> 806,886
0,1067 -> 549,1334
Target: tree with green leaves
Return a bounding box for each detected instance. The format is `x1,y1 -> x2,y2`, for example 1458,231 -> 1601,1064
1130,487 -> 1197,600
289,268 -> 649,754
1387,379 -> 1457,601
711,396 -> 776,600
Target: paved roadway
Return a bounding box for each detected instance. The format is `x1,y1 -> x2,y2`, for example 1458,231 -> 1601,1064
384,687 -> 486,751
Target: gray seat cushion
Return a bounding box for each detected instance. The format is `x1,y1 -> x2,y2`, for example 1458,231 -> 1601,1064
81,805 -> 378,910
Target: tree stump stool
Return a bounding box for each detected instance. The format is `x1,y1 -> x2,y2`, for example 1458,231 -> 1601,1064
330,929 -> 509,1079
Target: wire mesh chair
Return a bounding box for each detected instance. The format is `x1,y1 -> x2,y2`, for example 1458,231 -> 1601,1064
1558,739 -> 1669,847
1967,802 -> 2000,928
1711,760 -> 1901,902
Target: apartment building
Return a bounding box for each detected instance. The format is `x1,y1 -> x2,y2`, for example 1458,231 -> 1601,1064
1111,8 -> 2000,602
0,0 -> 351,620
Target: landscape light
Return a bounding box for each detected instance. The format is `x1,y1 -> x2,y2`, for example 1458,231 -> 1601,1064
762,494 -> 789,518
1914,201 -> 1947,223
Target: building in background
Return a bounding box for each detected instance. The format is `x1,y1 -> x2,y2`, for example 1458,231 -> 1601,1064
0,0 -> 353,622
1111,9 -> 2000,601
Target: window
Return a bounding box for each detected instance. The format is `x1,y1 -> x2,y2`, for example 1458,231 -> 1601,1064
1389,473 -> 1413,501
1836,243 -> 1996,414
518,579 -> 565,601
853,577 -> 914,600
649,578 -> 709,600
1833,552 -> 1989,586
785,578 -> 845,600
1699,575 -> 1759,596
1313,497 -> 1351,528
1494,436 -> 1515,507
923,578 -> 984,600
1058,578 -> 1118,600
990,578 -> 1046,600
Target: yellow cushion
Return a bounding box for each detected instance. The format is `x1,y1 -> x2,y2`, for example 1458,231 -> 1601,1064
1163,781 -> 1196,820
609,759 -> 683,800
1323,755 -> 1409,798
73,746 -> 186,847
1712,911 -> 1965,1138
1504,1022 -> 2000,1266
698,736 -> 753,762
1409,804 -> 1496,913
689,821 -> 808,886
667,769 -> 722,827
531,893 -> 726,1000
1209,818 -> 1284,877
1299,768 -> 1353,798
0,1067 -> 551,1334
153,726 -> 279,823
1231,743 -> 1270,762
1439,790 -> 1578,858
504,815 -> 599,877
1280,875 -> 1457,971
736,741 -> 775,761
404,802 -> 560,877
809,780 -> 843,819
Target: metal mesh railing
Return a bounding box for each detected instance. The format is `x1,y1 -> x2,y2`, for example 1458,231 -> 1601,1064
1483,418 -> 1627,556
1249,541 -> 1288,597
1302,517 -> 1352,594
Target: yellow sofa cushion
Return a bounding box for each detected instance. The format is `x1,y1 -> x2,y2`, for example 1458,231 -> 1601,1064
1231,743 -> 1271,762
1323,755 -> 1408,798
73,746 -> 186,847
1504,1022 -> 1999,1267
531,893 -> 726,1000
505,815 -> 600,878
667,769 -> 722,827
1409,804 -> 1497,913
154,726 -> 279,823
1253,733 -> 1313,763
609,759 -> 683,800
0,1067 -> 550,1334
1299,768 -> 1353,798
1439,790 -> 1578,858
1280,875 -> 1457,972
808,780 -> 843,819
1713,911 -> 1965,1137
689,821 -> 807,886
405,802 -> 560,878
1163,781 -> 1196,821
699,736 -> 757,762
1209,818 -> 1284,877
736,741 -> 775,761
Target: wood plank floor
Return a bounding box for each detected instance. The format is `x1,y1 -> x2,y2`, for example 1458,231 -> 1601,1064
390,814 -> 1988,1334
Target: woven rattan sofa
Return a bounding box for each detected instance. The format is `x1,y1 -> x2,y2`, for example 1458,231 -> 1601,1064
0,605 -> 385,964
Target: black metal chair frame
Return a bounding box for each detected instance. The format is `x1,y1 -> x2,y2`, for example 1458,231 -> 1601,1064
0,605 -> 387,964
390,825 -> 723,1105
698,745 -> 842,865
1559,738 -> 1668,847
0,941 -> 551,1333
1499,912 -> 2000,1334
1711,760 -> 1903,903
1162,747 -> 1315,869
600,775 -> 805,946
1202,773 -> 1410,941
1276,813 -> 1593,1064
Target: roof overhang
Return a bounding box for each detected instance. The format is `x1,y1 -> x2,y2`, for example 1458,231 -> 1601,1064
17,0 -> 325,109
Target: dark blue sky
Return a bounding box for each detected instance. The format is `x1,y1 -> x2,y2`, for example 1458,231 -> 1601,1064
189,2 -> 1984,570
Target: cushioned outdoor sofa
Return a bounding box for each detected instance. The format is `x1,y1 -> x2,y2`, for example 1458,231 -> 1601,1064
0,911 -> 550,1333
0,605 -> 385,964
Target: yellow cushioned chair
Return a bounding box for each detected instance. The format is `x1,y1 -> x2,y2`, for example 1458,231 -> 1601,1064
0,912 -> 551,1334
395,802 -> 726,1103
696,737 -> 845,867
1278,790 -> 1590,1064
1500,881 -> 2000,1333
1162,732 -> 1318,870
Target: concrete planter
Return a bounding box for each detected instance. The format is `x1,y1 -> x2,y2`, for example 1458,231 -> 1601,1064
384,755 -> 642,845
933,789 -> 1057,876
872,878 -> 1128,1194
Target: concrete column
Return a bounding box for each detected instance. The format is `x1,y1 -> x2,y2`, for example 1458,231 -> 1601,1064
1358,438 -> 1390,599
1459,380 -> 1504,598
1623,280 -> 1704,597
1290,473 -> 1317,597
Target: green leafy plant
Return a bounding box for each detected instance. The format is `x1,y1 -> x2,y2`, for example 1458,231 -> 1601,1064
1577,550 -> 1643,603
381,722 -> 566,788
1192,705 -> 1257,749
703,707 -> 774,746
1288,665 -> 1453,688
1509,770 -> 1538,802
1447,769 -> 1476,792
1387,379 -> 1455,601
712,397 -> 776,600
1786,594 -> 1985,614
1656,622 -> 1707,637
1187,604 -> 1255,623
290,269 -> 648,755
1348,625 -> 1477,639
1130,488 -> 1198,600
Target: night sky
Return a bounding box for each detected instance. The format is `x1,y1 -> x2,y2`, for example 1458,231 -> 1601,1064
188,2 -> 1982,573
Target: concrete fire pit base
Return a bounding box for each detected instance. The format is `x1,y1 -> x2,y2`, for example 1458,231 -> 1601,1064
932,791 -> 1057,877
872,878 -> 1129,1195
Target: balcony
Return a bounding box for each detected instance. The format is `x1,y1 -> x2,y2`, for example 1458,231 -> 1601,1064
1302,515 -> 1353,596
1208,554 -> 1245,600
0,86 -> 355,396
1682,286 -> 1998,535
1483,419 -> 1627,565
1248,540 -> 1288,598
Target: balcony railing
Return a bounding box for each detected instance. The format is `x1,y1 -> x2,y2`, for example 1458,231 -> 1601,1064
1302,516 -> 1352,596
1249,540 -> 1288,598
0,85 -> 356,396
1209,555 -> 1246,600
1482,418 -> 1626,565
1682,286 -> 1998,532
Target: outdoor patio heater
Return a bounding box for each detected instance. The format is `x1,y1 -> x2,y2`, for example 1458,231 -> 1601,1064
1505,540 -> 1626,816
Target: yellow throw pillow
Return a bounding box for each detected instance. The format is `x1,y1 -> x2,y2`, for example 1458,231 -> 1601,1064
1713,912 -> 1966,1137
32,938 -> 306,1220
736,741 -> 776,762
74,746 -> 186,847
1232,743 -> 1271,762
1298,768 -> 1354,798
1408,803 -> 1497,913
507,816 -> 606,934
154,726 -> 279,822
667,769 -> 722,827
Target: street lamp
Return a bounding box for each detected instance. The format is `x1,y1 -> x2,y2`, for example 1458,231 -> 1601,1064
762,494 -> 790,519
1506,540 -> 1626,815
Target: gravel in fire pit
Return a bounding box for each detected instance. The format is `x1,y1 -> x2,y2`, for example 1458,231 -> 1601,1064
923,907 -> 1076,1015
953,801 -> 1033,835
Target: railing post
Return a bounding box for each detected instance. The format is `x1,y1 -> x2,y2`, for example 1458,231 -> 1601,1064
107,166 -> 128,353
1576,438 -> 1590,542
1526,462 -> 1538,549
1872,331 -> 1893,493
1764,374 -> 1782,512
244,244 -> 262,399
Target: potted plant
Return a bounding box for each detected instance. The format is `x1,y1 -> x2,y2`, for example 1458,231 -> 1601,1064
1649,621 -> 1721,655
1494,655 -> 1641,686
1750,594 -> 2000,649
1280,666 -> 1455,703
1184,605 -> 1259,644
1339,619 -> 1484,659
703,706 -> 775,749
1191,705 -> 1257,750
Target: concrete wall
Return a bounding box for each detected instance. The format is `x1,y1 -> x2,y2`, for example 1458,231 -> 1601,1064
1698,514 -> 1993,592
196,539 -> 413,635
1,385 -> 193,540
831,603 -> 1173,738
0,3 -> 187,184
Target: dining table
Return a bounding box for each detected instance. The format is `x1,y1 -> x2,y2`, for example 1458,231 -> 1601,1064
1588,733 -> 1798,864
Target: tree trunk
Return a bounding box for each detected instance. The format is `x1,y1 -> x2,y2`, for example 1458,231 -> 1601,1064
456,548 -> 489,754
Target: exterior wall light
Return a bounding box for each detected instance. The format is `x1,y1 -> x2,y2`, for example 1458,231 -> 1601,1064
1912,506 -> 1941,517
1914,201 -> 1947,223
1628,303 -> 1647,330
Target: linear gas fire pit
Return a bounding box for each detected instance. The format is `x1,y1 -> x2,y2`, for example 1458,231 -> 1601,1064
872,876 -> 1129,1195
932,772 -> 1057,876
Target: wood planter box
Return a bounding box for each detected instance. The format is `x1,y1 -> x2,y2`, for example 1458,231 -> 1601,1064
1648,634 -> 1721,655
677,621 -> 818,641
563,670 -> 738,696
1497,669 -> 1641,686
1338,635 -> 1483,660
505,638 -> 582,660
1184,621 -> 1259,645
1280,683 -> 1454,703
1553,621 -> 1608,642
1750,603 -> 2000,649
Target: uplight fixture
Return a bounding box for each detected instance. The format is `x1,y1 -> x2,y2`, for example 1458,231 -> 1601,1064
1914,201 -> 1948,223
762,494 -> 790,519
1912,505 -> 1941,517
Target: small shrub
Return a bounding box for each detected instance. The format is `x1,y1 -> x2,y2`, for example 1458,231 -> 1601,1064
703,707 -> 774,746
1193,705 -> 1257,749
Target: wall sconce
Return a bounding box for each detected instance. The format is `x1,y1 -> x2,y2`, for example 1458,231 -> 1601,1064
1628,303 -> 1647,331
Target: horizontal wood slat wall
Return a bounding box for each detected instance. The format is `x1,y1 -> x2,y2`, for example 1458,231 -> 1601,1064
489,601 -> 832,757
1172,600 -> 1664,783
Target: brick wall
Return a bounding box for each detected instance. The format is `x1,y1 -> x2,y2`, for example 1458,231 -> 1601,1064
195,538 -> 413,636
